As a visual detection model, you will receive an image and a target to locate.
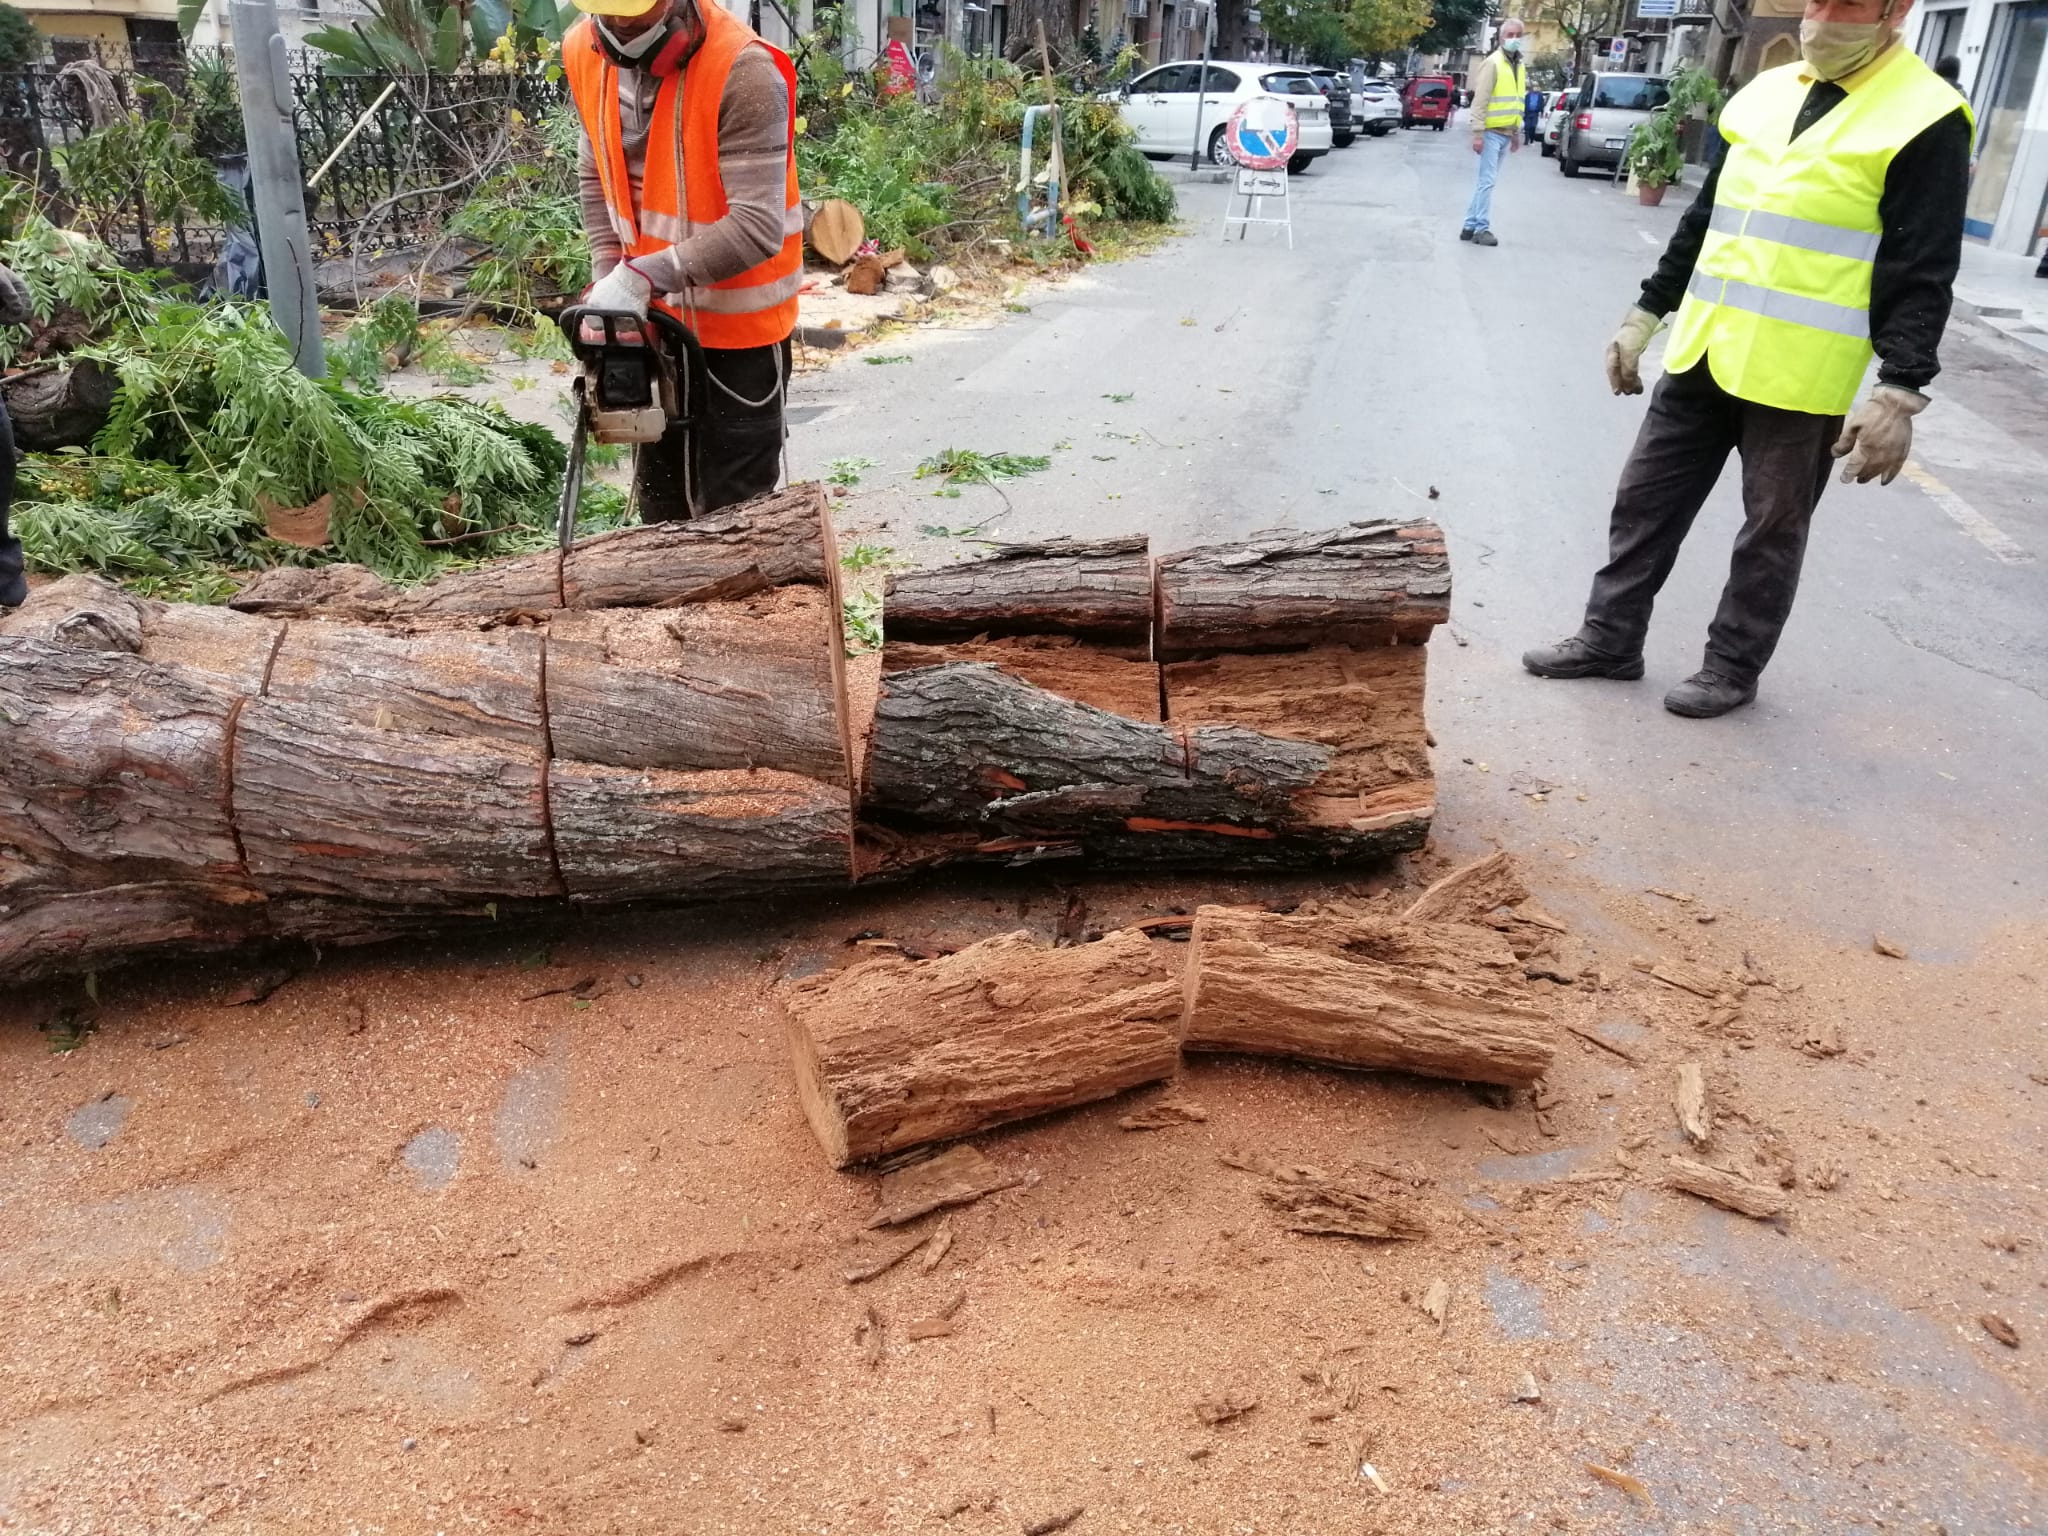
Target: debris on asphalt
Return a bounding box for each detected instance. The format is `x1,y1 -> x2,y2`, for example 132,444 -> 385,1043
1873,935 -> 1908,959
1021,1506 -> 1084,1535
919,1219 -> 955,1273
1665,1156 -> 1791,1220
1799,1019 -> 1846,1058
1674,1062 -> 1712,1148
1221,1151 -> 1428,1241
858,1303 -> 885,1368
1422,1277 -> 1451,1331
1194,1393 -> 1257,1427
843,1228 -> 938,1284
868,1144 -> 1022,1228
1980,1313 -> 2020,1349
1648,960 -> 1726,999
1587,1462 -> 1653,1505
1563,1021 -> 1645,1065
1116,1097 -> 1209,1131
1514,1371 -> 1542,1402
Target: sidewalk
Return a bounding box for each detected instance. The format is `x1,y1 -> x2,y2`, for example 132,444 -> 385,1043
1952,240 -> 2048,359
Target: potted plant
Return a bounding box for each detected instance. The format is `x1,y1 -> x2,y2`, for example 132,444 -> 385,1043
1625,108 -> 1685,205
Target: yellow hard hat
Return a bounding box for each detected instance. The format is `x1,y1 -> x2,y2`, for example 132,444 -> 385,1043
574,0 -> 665,20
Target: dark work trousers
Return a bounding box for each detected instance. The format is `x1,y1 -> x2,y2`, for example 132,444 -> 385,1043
1580,360 -> 1840,685
633,338 -> 791,520
1523,111 -> 1540,144
0,397 -> 22,606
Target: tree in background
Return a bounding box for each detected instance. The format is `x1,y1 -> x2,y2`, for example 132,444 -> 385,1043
1411,0 -> 1489,58
0,2 -> 41,71
1530,0 -> 1627,75
1264,0 -> 1432,66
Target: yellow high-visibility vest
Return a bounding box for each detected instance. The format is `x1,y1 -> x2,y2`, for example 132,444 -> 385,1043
1484,52 -> 1527,132
1664,46 -> 1970,415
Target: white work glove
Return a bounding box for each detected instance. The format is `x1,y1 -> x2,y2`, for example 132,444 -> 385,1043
583,258 -> 653,319
0,263 -> 31,327
1603,305 -> 1662,395
1832,384 -> 1926,486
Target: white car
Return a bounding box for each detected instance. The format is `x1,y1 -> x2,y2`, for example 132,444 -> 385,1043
1352,79 -> 1401,137
1538,88 -> 1574,156
1107,61 -> 1333,173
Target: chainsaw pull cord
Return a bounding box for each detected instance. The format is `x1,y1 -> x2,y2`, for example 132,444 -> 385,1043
701,332 -> 790,491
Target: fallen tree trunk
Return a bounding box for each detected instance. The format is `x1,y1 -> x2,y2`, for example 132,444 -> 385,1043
861,662 -> 1431,870
781,927 -> 1184,1166
1182,905 -> 1555,1086
883,537 -> 1151,645
0,358 -> 116,450
883,635 -> 1161,721
1154,521 -> 1450,658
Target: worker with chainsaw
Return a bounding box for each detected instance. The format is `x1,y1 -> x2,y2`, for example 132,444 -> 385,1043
1523,0 -> 1969,717
567,0 -> 801,517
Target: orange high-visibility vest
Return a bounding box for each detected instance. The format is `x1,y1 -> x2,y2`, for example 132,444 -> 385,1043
565,7 -> 802,349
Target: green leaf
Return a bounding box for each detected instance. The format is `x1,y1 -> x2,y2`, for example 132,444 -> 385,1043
176,0 -> 209,38
433,3 -> 466,72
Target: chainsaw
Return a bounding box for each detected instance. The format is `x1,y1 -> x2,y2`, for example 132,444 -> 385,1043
554,304 -> 707,546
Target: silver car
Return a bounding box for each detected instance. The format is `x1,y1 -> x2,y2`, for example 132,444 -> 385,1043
1557,72 -> 1670,178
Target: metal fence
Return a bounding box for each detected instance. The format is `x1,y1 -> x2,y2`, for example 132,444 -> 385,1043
0,42 -> 566,271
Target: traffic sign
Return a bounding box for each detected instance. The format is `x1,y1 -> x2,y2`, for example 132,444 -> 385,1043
1225,97 -> 1300,171
1608,35 -> 1627,60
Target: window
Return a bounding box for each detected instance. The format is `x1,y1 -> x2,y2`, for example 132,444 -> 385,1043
1202,66 -> 1241,92
1262,71 -> 1320,94
1147,65 -> 1201,92
1593,75 -> 1671,109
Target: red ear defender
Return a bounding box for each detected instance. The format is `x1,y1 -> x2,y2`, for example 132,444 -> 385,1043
644,5 -> 703,74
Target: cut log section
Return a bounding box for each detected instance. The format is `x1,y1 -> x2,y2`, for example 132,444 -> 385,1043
266,623 -> 545,749
546,587 -> 848,782
883,537 -> 1152,645
550,761 -> 851,902
1154,521 -> 1450,659
862,662 -> 1431,870
1181,905 -> 1556,1086
884,635 -> 1161,721
781,927 -> 1184,1167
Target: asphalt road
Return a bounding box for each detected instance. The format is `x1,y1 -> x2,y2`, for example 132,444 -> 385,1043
788,126 -> 2048,956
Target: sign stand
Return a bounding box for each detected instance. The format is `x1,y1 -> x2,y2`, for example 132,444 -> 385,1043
1218,98 -> 1299,247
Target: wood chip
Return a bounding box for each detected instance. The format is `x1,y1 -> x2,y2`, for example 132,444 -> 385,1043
1022,1508 -> 1084,1536
1646,888 -> 1694,904
935,1288 -> 967,1320
1798,1019 -> 1845,1059
1665,1156 -> 1789,1220
1673,1062 -> 1711,1149
1980,1313 -> 2020,1349
1402,850 -> 1528,924
1221,1150 -> 1427,1241
905,1318 -> 955,1341
1873,935 -> 1907,959
1194,1392 -> 1258,1426
1117,1097 -> 1209,1132
859,1302 -> 884,1367
1421,1278 -> 1450,1331
1740,950 -> 1775,987
1130,914 -> 1197,935
1562,1021 -> 1645,1064
1808,1160 -> 1845,1192
867,1145 -> 1022,1228
715,1413 -> 747,1433
1649,960 -> 1724,999
1514,1371 -> 1542,1402
1359,1462 -> 1390,1493
919,1218 -> 955,1273
1586,1463 -> 1653,1505
843,1228 -> 936,1284
1512,902 -> 1569,933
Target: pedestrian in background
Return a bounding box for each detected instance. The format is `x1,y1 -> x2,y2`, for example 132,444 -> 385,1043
1460,18 -> 1528,248
1522,0 -> 1969,717
0,264 -> 28,609
1524,82 -> 1545,145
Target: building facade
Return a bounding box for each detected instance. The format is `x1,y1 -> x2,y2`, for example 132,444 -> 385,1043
1918,0 -> 2048,254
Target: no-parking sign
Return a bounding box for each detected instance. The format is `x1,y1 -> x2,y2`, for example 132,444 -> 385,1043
1225,97 -> 1300,171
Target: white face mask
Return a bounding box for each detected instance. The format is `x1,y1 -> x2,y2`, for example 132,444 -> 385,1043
1502,35 -> 1524,55
1799,16 -> 1885,79
599,14 -> 670,60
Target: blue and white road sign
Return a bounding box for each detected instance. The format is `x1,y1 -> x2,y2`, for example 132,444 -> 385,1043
1226,98 -> 1300,171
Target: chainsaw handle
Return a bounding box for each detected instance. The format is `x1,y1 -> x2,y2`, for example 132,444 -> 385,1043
556,304 -> 703,366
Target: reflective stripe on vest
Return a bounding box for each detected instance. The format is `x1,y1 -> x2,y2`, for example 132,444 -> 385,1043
1484,54 -> 1526,131
566,9 -> 802,348
1663,46 -> 1970,414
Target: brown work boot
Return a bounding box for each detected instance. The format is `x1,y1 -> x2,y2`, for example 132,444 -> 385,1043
1521,635 -> 1644,680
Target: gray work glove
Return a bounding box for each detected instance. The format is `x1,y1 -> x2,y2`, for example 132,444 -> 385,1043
0,264 -> 32,327
1832,384 -> 1926,485
1603,305 -> 1662,395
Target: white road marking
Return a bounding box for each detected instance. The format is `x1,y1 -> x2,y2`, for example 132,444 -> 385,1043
1900,461 -> 2035,565
1637,230 -> 1659,245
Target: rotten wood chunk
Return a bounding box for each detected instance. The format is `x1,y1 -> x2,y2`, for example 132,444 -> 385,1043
866,1145 -> 1021,1228
781,927 -> 1183,1168
1665,1156 -> 1789,1220
883,535 -> 1151,644
547,591 -> 848,783
1673,1062 -> 1711,1149
1183,906 -> 1556,1087
1193,1393 -> 1259,1427
1222,1152 -> 1427,1242
1649,960 -> 1727,999
1402,850 -> 1529,925
884,635 -> 1161,721
1421,1278 -> 1451,1330
549,762 -> 852,903
1153,520 -> 1450,658
842,1227 -> 937,1284
1117,1097 -> 1209,1132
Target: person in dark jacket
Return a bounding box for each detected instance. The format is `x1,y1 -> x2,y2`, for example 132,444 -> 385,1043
1524,83 -> 1545,143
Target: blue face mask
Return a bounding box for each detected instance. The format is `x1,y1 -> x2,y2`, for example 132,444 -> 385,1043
1502,36 -> 1525,56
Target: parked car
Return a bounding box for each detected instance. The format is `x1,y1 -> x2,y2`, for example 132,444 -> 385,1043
1557,72 -> 1671,177
1400,74 -> 1456,130
1309,69 -> 1355,146
1107,62 -> 1335,172
1352,79 -> 1401,136
1538,87 -> 1573,156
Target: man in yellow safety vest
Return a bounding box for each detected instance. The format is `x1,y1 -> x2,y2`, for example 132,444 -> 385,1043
1523,0 -> 1970,717
1460,18 -> 1528,247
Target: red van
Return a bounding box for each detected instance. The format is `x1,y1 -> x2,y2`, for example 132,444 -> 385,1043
1400,74 -> 1456,130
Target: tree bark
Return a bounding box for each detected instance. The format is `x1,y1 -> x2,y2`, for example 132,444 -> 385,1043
546,589 -> 848,783
780,926 -> 1184,1167
0,357 -> 116,450
0,573 -> 148,652
1402,850 -> 1529,925
1154,521 -> 1450,658
1665,1156 -> 1788,1220
883,536 -> 1152,645
1181,905 -> 1556,1086
550,761 -> 851,902
265,623 -> 546,750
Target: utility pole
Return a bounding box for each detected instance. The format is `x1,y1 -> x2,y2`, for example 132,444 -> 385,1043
229,0 -> 325,377
1186,0 -> 1217,171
